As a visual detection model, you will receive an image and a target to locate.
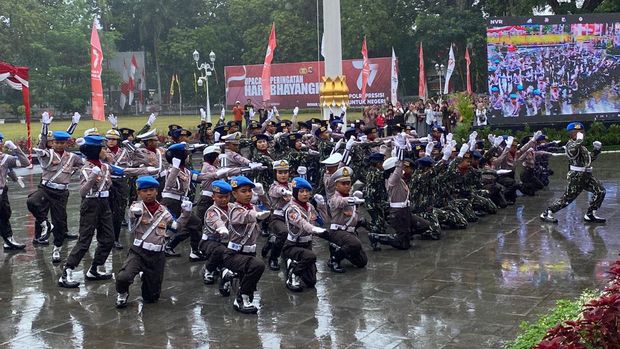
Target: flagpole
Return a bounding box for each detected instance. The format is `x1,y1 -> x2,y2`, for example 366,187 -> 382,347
316,0 -> 321,112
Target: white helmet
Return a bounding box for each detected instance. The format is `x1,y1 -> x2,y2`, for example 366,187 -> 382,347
382,157 -> 398,171
203,145 -> 221,156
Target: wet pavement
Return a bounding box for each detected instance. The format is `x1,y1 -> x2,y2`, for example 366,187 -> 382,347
0,154 -> 618,348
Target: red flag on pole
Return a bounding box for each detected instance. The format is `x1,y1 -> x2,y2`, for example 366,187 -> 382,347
361,36 -> 370,102
261,23 -> 277,102
418,43 -> 427,100
465,47 -> 472,94
90,20 -> 105,121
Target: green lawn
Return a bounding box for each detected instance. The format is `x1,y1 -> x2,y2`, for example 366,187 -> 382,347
0,112 -> 363,140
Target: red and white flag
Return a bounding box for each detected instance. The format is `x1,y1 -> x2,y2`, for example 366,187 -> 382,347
465,47 -> 472,94
361,36 -> 370,102
119,60 -> 129,109
261,23 -> 276,102
418,43 -> 426,100
90,19 -> 105,121
128,54 -> 138,105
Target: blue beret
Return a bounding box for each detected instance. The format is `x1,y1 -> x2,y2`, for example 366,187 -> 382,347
212,180 -> 233,194
517,84 -> 524,91
491,86 -> 500,92
488,67 -> 496,72
509,93 -> 518,99
472,151 -> 483,159
417,156 -> 435,167
291,177 -> 312,191
84,135 -> 105,146
536,134 -> 547,142
168,143 -> 186,151
532,89 -> 541,96
230,175 -> 255,189
214,125 -> 229,135
52,131 -> 71,141
136,176 -> 160,190
566,122 -> 584,131
0,132 -> 3,140
431,125 -> 444,133
171,128 -> 192,139
368,152 -> 384,162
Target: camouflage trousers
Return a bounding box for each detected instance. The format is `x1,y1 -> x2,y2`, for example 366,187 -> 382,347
446,198 -> 477,222
367,203 -> 394,235
549,171 -> 606,213
432,207 -> 468,229
417,211 -> 441,235
471,192 -> 498,214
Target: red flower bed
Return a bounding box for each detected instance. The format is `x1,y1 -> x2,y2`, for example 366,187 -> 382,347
535,260 -> 620,349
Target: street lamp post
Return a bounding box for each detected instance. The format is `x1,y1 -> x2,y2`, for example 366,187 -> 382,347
193,50 -> 216,122
434,63 -> 445,101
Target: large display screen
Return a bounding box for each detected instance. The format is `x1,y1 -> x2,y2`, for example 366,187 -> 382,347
486,13 -> 620,125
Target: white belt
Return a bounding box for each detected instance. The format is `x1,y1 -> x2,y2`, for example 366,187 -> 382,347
133,239 -> 164,252
330,224 -> 355,233
273,209 -> 284,216
201,190 -> 213,197
42,180 -> 69,191
570,165 -> 592,172
111,175 -> 125,179
85,191 -> 110,198
390,200 -> 410,208
287,233 -> 312,243
162,192 -> 188,201
227,242 -> 257,253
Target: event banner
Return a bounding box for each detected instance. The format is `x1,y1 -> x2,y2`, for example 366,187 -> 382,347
225,57 -> 392,108
486,13 -> 620,125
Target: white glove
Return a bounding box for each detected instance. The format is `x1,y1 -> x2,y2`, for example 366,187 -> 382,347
395,132 -> 407,149
441,144 -> 452,161
107,113 -> 118,128
172,158 -> 181,169
293,106 -> 299,116
199,108 -> 206,121
352,190 -> 363,199
75,137 -> 85,146
256,210 -> 270,220
72,112 -> 81,124
458,144 -> 470,158
506,136 -> 514,147
130,205 -> 143,216
593,141 -> 602,150
4,140 -> 17,150
446,133 -> 453,144
146,113 -> 157,126
487,134 -> 495,144
468,131 -> 478,144
576,132 -> 584,141
146,166 -> 159,174
440,133 -> 445,146
252,182 -> 265,196
425,142 -> 435,157
41,111 -> 53,125
279,187 -> 293,196
493,136 -> 503,148
533,130 -> 542,140
345,136 -> 356,150
181,200 -> 193,212
359,135 -> 368,142
91,167 -> 102,176
332,139 -> 343,153
214,131 -> 221,142
347,196 -> 365,205
297,166 -> 307,175
313,194 -> 325,206
216,226 -> 229,238
311,226 -> 326,234
249,162 -> 263,170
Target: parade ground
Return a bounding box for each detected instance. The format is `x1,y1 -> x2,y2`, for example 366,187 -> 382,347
0,154 -> 618,348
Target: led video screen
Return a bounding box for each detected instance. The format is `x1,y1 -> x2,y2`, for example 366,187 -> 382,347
486,13 -> 620,125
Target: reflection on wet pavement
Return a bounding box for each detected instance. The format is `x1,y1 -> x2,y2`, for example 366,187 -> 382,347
0,155 -> 618,348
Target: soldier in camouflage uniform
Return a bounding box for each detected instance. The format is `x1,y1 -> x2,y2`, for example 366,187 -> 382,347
465,151 -> 499,215
362,153 -> 392,239
285,133 -> 320,177
250,134 -> 275,189
541,122 -> 606,223
405,157 -> 442,239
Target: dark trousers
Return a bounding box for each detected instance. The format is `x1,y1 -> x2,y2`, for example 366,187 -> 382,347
162,197 -> 202,251
0,189 -> 14,239
549,172 -> 606,213
497,173 -> 519,203
520,168 -> 544,196
328,230 -> 368,267
27,185 -> 69,247
388,207 -> 414,250
195,195 -> 214,225
110,178 -> 129,241
282,241 -> 317,287
222,250 -> 265,295
199,239 -> 226,272
267,217 -> 287,260
116,247 -> 166,303
65,198 -> 114,269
